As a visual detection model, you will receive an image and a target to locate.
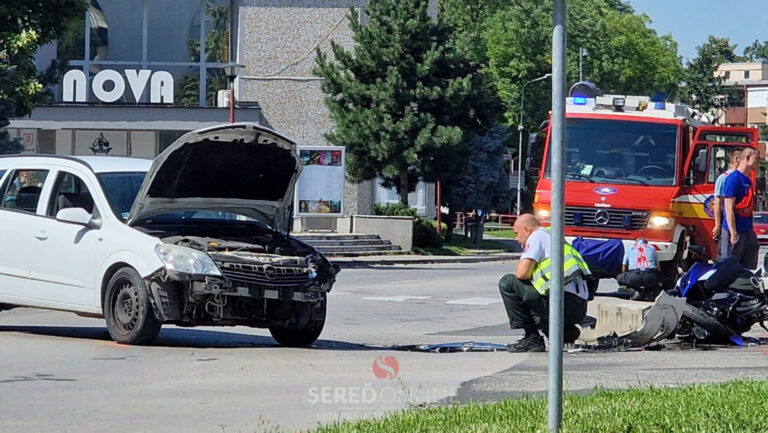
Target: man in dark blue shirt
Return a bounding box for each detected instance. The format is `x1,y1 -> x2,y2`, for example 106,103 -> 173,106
721,147 -> 759,268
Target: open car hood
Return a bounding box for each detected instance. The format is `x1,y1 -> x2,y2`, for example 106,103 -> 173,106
126,123 -> 301,232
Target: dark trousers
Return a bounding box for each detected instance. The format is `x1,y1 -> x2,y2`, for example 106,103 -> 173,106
616,269 -> 660,289
498,274 -> 588,335
720,228 -> 759,269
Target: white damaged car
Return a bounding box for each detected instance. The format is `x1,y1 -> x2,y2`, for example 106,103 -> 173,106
0,123 -> 338,345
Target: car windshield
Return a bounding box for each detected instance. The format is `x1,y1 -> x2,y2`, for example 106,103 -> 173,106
97,172 -> 146,221
755,214 -> 768,224
546,118 -> 679,186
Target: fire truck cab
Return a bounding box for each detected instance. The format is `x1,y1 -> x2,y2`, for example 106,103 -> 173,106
531,83 -> 759,285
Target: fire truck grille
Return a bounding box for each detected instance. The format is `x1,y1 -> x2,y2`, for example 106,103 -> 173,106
564,207 -> 649,230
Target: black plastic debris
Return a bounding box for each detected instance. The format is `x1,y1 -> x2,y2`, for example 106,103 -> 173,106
391,341 -> 508,353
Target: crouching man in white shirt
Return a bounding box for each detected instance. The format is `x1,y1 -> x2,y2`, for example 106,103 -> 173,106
498,214 -> 590,352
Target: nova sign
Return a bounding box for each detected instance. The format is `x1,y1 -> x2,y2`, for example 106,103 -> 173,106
63,69 -> 174,104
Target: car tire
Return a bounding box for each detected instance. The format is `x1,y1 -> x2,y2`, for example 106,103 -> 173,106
104,267 -> 161,345
269,300 -> 326,347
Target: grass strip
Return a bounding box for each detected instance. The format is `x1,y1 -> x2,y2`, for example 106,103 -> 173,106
485,229 -> 516,239
310,379 -> 768,433
413,236 -> 513,256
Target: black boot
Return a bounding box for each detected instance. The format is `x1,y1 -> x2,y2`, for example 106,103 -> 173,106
507,334 -> 546,352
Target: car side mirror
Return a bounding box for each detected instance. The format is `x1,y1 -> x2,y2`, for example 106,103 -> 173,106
56,207 -> 101,230
696,148 -> 708,173
525,156 -> 534,172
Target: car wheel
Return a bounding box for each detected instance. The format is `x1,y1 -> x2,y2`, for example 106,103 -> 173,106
104,267 -> 161,345
269,300 -> 326,347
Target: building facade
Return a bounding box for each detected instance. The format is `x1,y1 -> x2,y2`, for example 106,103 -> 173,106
10,0 -> 437,227
716,62 -> 768,127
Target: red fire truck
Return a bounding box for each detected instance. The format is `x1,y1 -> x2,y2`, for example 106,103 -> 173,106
530,83 -> 759,284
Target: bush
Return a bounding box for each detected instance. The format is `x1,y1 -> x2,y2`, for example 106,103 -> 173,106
413,217 -> 447,248
373,203 -> 417,216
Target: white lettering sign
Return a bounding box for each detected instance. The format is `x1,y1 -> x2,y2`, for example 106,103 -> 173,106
63,69 -> 174,104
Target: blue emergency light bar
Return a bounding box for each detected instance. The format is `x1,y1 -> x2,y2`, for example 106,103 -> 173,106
573,96 -> 588,105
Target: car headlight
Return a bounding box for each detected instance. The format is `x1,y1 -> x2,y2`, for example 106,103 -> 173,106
535,208 -> 551,222
155,244 -> 221,276
647,212 -> 675,230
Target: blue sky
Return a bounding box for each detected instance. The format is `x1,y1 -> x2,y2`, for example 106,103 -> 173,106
627,0 -> 768,61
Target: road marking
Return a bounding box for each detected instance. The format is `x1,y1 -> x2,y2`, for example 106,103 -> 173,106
446,297 -> 502,306
363,296 -> 431,302
330,291 -> 351,295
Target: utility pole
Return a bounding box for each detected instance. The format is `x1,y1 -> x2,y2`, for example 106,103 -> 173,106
579,47 -> 586,81
549,1 -> 567,432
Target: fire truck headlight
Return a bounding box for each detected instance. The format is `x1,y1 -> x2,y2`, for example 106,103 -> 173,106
647,213 -> 675,230
536,208 -> 551,222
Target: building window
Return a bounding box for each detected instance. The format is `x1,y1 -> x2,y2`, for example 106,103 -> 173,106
744,70 -> 750,80
47,0 -> 234,107
724,71 -> 730,80
374,179 -> 428,216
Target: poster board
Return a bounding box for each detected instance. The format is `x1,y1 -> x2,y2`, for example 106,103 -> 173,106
20,129 -> 38,153
294,146 -> 345,217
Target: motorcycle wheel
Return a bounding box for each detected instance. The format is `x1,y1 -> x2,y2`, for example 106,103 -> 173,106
678,305 -> 733,345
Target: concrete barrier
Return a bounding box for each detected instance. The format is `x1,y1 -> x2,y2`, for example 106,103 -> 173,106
578,297 -> 652,344
352,215 -> 414,252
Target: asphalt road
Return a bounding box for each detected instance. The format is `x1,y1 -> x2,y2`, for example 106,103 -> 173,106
1,260 -> 768,433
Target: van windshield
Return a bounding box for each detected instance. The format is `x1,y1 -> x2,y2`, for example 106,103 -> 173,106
546,118 -> 679,186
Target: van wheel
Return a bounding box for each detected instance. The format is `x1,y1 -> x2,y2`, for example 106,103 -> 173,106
104,268 -> 161,345
269,300 -> 326,347
661,236 -> 686,290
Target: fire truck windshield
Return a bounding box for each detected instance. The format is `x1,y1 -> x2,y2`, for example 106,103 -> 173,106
546,118 -> 678,186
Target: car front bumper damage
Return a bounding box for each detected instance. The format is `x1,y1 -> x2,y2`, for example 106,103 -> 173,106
144,259 -> 335,327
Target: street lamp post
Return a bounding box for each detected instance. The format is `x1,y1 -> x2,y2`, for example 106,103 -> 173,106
222,62 -> 245,123
549,1 -> 567,431
517,73 -> 552,215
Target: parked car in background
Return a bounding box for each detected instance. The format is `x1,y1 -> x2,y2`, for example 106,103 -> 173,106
754,212 -> 768,246
0,123 -> 338,346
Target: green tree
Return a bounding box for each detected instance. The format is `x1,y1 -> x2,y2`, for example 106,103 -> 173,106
681,36 -> 744,115
446,125 -> 512,213
744,40 -> 768,62
0,0 -> 87,154
314,0 -> 500,205
482,0 -> 682,129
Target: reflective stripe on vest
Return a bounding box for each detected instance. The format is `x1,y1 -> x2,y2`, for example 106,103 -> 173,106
531,243 -> 591,296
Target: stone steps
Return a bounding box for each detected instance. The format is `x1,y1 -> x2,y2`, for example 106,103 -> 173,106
293,233 -> 403,256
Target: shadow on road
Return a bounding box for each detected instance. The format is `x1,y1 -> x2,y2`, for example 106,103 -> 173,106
0,325 -> 382,351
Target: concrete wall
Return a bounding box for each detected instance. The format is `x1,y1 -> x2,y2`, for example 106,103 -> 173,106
238,0 -> 363,147
238,0 -> 437,223
352,215 -> 413,251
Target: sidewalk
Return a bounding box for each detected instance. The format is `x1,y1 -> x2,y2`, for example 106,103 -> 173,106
330,232 -> 522,267
331,252 -> 521,268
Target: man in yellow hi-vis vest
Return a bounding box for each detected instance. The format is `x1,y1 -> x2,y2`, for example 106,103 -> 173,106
499,214 -> 591,352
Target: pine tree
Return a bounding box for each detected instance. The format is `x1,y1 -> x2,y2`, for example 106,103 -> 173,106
447,125 -> 512,213
314,0 -> 500,205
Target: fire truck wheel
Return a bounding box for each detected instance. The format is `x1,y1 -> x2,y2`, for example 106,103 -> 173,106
660,237 -> 685,290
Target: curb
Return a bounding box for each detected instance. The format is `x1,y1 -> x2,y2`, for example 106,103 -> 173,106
332,253 -> 521,268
